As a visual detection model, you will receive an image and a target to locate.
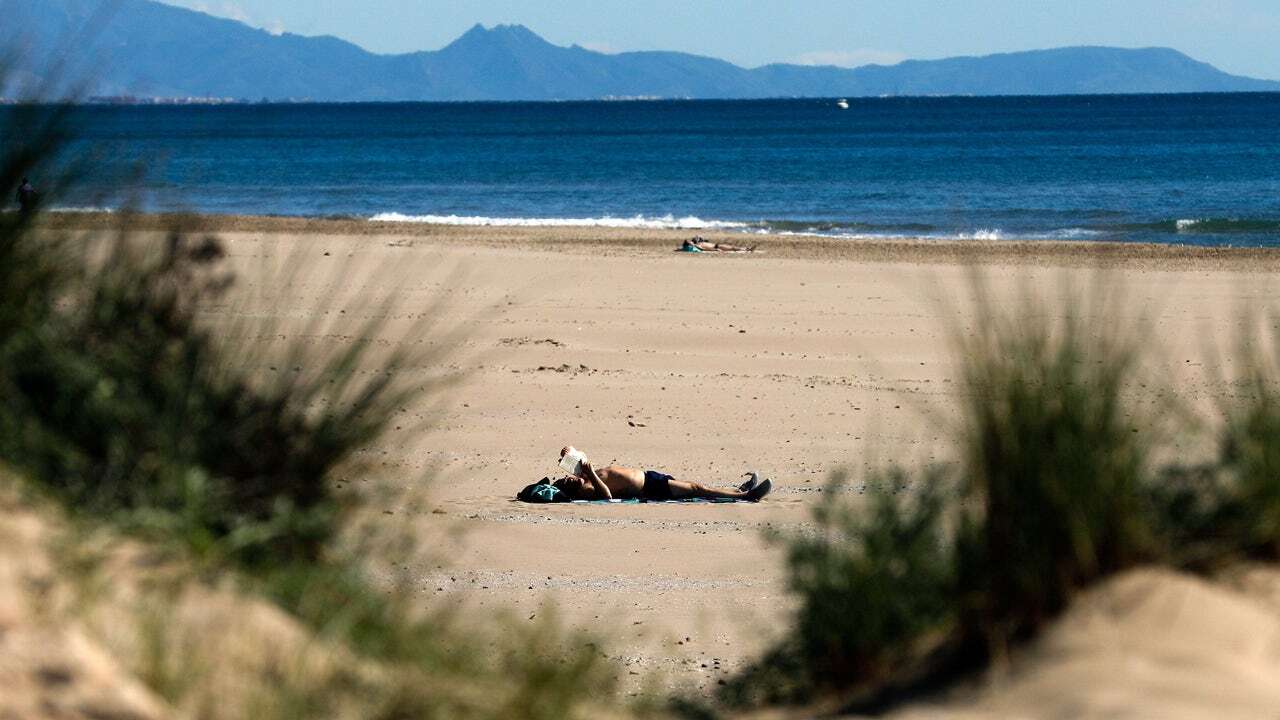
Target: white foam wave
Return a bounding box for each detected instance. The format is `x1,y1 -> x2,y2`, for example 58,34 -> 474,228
778,228 -> 1006,241
1175,218 -> 1202,230
50,206 -> 115,214
369,213 -> 1115,243
369,212 -> 748,230
777,226 -> 1105,242
1045,228 -> 1105,239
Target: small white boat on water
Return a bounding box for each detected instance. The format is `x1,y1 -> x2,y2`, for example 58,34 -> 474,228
836,98 -> 849,109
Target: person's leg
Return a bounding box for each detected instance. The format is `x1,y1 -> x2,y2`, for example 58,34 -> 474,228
666,478 -> 749,500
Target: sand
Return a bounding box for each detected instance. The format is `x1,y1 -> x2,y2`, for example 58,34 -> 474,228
48,213 -> 1280,712
891,567 -> 1280,720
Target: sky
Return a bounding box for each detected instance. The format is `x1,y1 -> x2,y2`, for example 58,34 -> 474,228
165,0 -> 1280,80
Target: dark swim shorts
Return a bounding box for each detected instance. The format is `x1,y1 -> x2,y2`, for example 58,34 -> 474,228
642,470 -> 675,500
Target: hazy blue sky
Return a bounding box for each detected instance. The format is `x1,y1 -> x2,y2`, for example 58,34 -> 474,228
166,0 -> 1280,79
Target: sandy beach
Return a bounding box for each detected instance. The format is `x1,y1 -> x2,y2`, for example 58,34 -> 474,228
48,214 -> 1280,709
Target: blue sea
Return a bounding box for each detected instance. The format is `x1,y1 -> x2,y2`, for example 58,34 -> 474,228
44,93 -> 1280,246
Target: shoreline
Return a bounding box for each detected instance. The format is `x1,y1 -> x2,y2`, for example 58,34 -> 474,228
36,209 -> 1280,270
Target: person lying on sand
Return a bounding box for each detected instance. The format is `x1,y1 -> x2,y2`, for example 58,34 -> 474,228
545,446 -> 773,501
680,237 -> 757,253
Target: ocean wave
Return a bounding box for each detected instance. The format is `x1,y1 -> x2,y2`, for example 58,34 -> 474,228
762,220 -> 938,234
368,212 -> 749,230
766,218 -> 1278,241
1106,218 -> 1280,234
963,229 -> 1003,241
49,206 -> 116,214
1171,218 -> 1280,234
775,226 -> 1111,242
1044,227 -> 1106,239
773,228 -> 1004,241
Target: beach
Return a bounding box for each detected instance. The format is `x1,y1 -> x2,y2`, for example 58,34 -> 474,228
6,5 -> 1280,712
46,213 -> 1280,707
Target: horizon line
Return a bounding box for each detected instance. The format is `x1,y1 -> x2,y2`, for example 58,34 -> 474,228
7,90 -> 1279,106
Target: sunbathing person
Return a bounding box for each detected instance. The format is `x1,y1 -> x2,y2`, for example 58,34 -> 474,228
550,446 -> 772,501
680,237 -> 757,253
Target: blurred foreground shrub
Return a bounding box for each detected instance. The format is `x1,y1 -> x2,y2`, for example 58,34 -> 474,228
720,469 -> 957,707
0,218 -> 410,566
1216,317 -> 1280,557
719,277 -> 1261,714
950,279 -> 1157,655
1151,315 -> 1280,566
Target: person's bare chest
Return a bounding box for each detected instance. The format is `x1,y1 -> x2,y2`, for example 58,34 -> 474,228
597,466 -> 645,497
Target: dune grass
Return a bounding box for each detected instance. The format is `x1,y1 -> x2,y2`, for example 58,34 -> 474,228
1216,314 -> 1280,557
1151,312 -> 1280,567
949,275 -> 1158,656
717,468 -> 958,708
0,222 -> 427,567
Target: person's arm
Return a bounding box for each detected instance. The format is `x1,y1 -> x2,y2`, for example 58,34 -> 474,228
578,460 -> 612,500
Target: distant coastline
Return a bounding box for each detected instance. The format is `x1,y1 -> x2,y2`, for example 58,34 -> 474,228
1,89 -> 1278,106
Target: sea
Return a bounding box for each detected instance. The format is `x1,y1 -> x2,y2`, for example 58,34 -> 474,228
39,93 -> 1280,247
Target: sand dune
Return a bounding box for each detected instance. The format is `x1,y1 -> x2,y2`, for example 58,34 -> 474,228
891,567 -> 1280,720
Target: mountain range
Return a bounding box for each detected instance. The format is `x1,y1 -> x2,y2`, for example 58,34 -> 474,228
5,0 -> 1280,101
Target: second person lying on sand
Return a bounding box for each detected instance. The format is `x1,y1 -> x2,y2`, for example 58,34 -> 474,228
679,237 -> 757,253
548,446 -> 773,501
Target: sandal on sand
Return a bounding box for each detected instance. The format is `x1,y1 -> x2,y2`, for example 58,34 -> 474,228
746,478 -> 773,502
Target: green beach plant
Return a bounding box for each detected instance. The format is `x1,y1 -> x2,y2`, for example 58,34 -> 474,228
949,273 -> 1158,655
1205,311 -> 1280,558
719,469 -> 958,708
784,469 -> 956,688
0,221 -> 373,566
1140,310 -> 1280,569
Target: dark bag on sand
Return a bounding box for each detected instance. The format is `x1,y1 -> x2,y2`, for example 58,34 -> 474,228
517,477 -> 569,503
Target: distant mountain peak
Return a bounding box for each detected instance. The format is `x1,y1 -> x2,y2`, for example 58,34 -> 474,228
489,24 -> 541,38
445,23 -> 551,52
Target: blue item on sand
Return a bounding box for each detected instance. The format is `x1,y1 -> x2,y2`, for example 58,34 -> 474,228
516,478 -> 570,503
